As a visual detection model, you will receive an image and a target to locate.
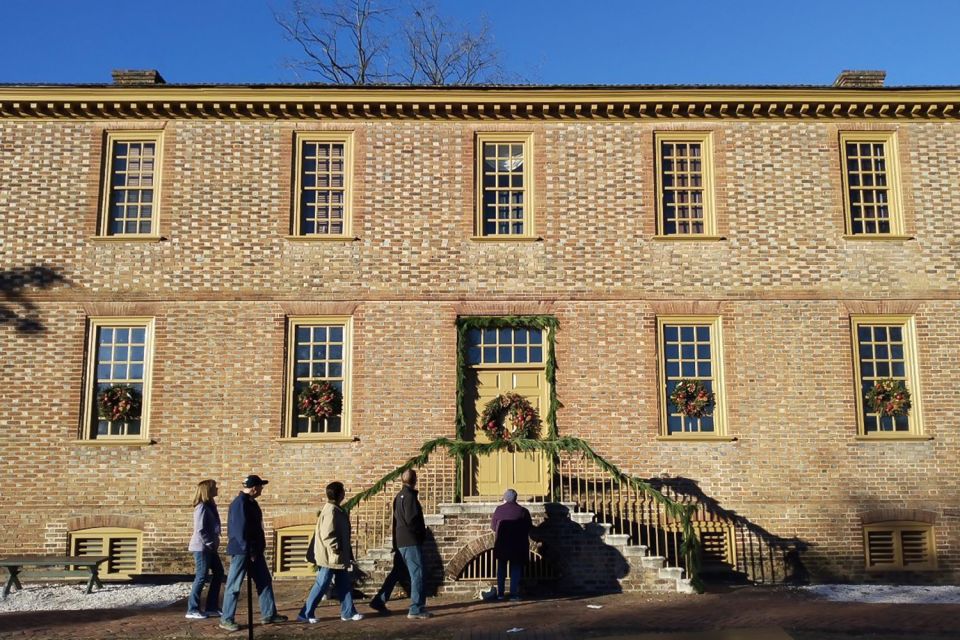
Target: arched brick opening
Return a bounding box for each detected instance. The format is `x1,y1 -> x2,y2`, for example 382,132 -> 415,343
444,533 -> 546,580
861,509 -> 937,525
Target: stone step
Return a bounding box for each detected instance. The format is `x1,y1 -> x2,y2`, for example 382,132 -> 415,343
365,547 -> 395,561
603,533 -> 631,547
569,512 -> 595,525
641,555 -> 665,569
676,578 -> 697,594
424,514 -> 445,526
658,566 -> 684,580
621,544 -> 649,557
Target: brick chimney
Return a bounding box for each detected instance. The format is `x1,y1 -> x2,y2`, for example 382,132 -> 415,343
833,70 -> 886,88
111,69 -> 166,86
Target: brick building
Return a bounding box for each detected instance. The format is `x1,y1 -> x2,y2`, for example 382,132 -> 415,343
1,69 -> 958,591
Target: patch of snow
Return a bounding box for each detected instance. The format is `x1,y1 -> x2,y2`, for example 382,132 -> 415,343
802,584 -> 960,604
0,582 -> 191,612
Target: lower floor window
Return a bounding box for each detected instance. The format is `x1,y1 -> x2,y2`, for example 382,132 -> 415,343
70,527 -> 143,578
286,317 -> 352,438
657,317 -> 726,436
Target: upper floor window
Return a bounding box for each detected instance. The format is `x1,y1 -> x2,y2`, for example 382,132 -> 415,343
82,318 -> 155,441
657,317 -> 727,437
293,132 -> 353,237
655,132 -> 716,237
850,315 -> 924,437
285,317 -> 353,438
476,132 -> 534,238
840,131 -> 904,236
100,132 -> 162,237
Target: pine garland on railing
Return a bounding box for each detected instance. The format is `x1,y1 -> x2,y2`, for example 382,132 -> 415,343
342,435 -> 705,593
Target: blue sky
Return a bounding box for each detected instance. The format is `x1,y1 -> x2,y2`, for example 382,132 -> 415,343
3,0 -> 959,86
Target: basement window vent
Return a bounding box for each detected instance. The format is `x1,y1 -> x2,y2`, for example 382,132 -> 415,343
70,527 -> 143,579
275,525 -> 315,577
864,522 -> 935,570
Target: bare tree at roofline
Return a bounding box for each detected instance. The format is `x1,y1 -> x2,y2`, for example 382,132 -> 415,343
274,0 -> 505,85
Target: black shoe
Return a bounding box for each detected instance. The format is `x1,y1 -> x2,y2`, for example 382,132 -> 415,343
261,614 -> 288,624
370,597 -> 390,615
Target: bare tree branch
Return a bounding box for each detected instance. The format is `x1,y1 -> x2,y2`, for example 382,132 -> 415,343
274,0 -> 504,85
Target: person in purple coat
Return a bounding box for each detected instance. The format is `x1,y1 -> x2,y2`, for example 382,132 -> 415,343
490,489 -> 532,601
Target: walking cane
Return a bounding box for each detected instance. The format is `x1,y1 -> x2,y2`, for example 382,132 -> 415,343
246,553 -> 254,640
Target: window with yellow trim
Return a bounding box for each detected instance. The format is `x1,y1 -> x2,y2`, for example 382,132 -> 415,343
655,132 -> 716,236
850,316 -> 924,436
476,132 -> 534,238
99,131 -> 162,236
293,132 -> 353,237
71,527 -> 143,578
285,317 -> 352,438
840,131 -> 904,236
274,525 -> 316,577
657,317 -> 727,436
863,522 -> 935,570
82,318 -> 155,440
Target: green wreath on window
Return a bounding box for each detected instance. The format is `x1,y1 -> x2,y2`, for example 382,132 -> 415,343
865,379 -> 911,418
669,379 -> 714,418
297,380 -> 342,421
97,384 -> 142,423
479,393 -> 540,441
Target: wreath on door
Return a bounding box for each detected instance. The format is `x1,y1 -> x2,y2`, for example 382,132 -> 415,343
479,393 -> 541,441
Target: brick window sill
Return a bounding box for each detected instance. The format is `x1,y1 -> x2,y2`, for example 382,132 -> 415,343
74,439 -> 153,446
470,236 -> 542,242
274,436 -> 359,443
88,235 -> 164,243
656,435 -> 738,442
842,234 -> 914,241
650,235 -> 726,242
854,435 -> 933,441
284,235 -> 359,242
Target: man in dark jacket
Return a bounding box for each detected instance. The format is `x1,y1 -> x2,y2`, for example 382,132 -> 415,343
491,488 -> 532,600
369,469 -> 432,619
219,475 -> 287,632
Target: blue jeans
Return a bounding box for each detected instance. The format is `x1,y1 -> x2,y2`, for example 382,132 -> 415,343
187,549 -> 224,613
221,553 -> 278,623
299,566 -> 357,620
496,559 -> 523,597
372,545 -> 425,614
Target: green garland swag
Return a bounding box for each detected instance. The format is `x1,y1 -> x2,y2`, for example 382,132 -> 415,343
342,435 -> 705,593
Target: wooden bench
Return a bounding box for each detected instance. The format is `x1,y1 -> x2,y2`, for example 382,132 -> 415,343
0,556 -> 109,598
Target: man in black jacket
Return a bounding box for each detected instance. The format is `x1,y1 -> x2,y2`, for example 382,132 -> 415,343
369,469 -> 432,619
219,475 -> 287,632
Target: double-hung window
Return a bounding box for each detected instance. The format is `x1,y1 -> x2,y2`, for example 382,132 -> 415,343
655,132 -> 716,237
840,131 -> 904,236
476,132 -> 534,238
293,133 -> 353,237
657,317 -> 727,437
82,318 -> 155,441
285,317 -> 353,438
100,132 -> 162,237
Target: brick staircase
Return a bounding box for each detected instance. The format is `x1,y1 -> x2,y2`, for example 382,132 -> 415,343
355,502 -> 695,596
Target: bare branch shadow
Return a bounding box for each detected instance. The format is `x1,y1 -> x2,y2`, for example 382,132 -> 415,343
0,264 -> 69,334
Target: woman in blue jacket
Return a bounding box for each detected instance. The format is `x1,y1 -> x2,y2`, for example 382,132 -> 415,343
186,479 -> 224,619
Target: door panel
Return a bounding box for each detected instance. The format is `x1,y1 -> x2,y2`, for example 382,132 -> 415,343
470,367 -> 549,497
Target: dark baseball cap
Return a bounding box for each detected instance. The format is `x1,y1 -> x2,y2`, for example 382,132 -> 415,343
242,475 -> 269,488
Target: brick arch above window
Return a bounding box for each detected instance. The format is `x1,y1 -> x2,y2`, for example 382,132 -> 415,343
272,512 -> 319,530
67,514 -> 146,532
861,509 -> 937,525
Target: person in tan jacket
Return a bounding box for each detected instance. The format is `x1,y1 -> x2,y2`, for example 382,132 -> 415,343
297,482 -> 363,623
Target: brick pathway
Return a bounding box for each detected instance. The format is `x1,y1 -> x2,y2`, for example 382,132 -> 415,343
2,582 -> 960,639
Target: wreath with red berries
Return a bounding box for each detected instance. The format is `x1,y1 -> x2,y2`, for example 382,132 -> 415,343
865,379 -> 911,417
669,379 -> 715,418
479,393 -> 541,441
97,384 -> 142,422
297,380 -> 343,420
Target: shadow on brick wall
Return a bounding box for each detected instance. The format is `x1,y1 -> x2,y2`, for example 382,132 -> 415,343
0,264 -> 69,334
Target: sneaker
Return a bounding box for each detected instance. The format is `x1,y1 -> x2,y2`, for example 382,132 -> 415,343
407,611 -> 434,619
208,609 -> 223,617
370,597 -> 390,614
218,620 -> 240,632
296,614 -> 319,624
261,614 -> 288,624
508,595 -> 521,602
185,611 -> 207,619
341,613 -> 364,621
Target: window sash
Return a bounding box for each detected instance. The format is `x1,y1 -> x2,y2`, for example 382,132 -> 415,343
657,317 -> 726,436
294,133 -> 352,237
475,133 -> 534,238
286,317 -> 352,438
655,132 -> 716,236
839,132 -> 903,236
100,132 -> 162,236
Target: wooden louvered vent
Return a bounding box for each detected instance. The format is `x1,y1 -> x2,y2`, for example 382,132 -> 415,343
275,525 -> 315,577
70,527 -> 142,578
864,522 -> 935,570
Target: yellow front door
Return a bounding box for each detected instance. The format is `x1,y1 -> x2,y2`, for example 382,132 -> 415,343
468,367 -> 549,498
